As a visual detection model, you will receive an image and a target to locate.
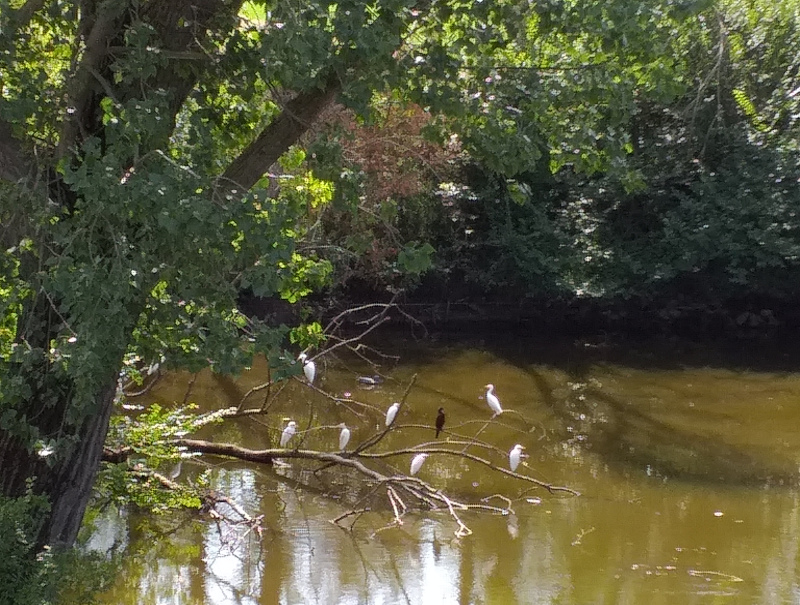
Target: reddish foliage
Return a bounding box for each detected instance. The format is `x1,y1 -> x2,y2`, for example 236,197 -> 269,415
321,102 -> 460,201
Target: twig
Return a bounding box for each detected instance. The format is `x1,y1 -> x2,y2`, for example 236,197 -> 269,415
439,493 -> 473,538
330,507 -> 371,530
299,379 -> 376,417
571,526 -> 595,546
482,493 -> 514,514
122,370 -> 161,397
387,487 -> 406,526
460,417 -> 493,454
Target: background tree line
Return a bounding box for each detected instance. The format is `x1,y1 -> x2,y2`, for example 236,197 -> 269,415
304,0 -> 800,320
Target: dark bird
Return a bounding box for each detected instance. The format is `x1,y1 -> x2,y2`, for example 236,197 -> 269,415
435,407 -> 446,438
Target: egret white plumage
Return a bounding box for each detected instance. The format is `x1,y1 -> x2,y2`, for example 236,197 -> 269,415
409,453 -> 429,475
280,420 -> 297,447
509,444 -> 525,472
385,402 -> 400,427
298,352 -> 316,384
485,384 -> 503,416
338,423 -> 351,451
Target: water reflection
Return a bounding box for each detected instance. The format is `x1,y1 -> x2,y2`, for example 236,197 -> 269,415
94,336 -> 800,604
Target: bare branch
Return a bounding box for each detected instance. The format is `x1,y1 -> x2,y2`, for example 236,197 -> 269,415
387,487 -> 406,526
330,507 -> 370,529
358,446 -> 579,496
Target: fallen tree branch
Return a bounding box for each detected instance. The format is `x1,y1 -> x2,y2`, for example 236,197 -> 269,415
104,427 -> 579,539
108,343 -> 578,538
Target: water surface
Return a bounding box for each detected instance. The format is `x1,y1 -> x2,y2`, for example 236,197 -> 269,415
92,334 -> 800,604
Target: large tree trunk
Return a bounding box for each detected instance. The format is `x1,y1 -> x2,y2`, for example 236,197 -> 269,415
45,382 -> 117,545
0,281 -> 131,547
0,379 -> 119,546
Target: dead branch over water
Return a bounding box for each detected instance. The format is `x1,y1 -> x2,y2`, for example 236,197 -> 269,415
110,306 -> 579,538
104,375 -> 578,539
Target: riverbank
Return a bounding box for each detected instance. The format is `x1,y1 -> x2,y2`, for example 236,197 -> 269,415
240,287 -> 798,339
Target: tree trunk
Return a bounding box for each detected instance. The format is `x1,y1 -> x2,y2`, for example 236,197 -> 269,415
0,295 -> 126,548
0,377 -> 119,546
42,382 -> 118,546
223,72 -> 342,191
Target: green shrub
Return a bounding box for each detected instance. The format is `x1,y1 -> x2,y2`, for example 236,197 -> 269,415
0,493 -> 114,605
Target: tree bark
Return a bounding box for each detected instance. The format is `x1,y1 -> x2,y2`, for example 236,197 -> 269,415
0,368 -> 121,546
222,72 -> 342,191
0,119 -> 29,182
42,382 -> 118,545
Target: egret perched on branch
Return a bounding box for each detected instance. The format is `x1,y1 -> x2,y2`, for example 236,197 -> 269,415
435,407 -> 446,438
484,384 -> 503,416
410,453 -> 429,476
298,352 -> 316,384
338,423 -> 351,451
280,420 -> 297,447
509,444 -> 525,472
385,402 -> 400,427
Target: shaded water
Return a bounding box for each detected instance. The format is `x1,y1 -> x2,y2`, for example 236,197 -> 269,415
91,334 -> 800,604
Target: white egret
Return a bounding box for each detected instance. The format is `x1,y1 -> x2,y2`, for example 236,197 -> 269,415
298,352 -> 316,384
338,423 -> 351,451
280,420 -> 297,447
485,383 -> 503,416
410,453 -> 429,476
385,402 -> 400,427
509,444 -> 525,472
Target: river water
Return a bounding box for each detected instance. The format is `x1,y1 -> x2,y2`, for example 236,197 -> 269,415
91,333 -> 800,604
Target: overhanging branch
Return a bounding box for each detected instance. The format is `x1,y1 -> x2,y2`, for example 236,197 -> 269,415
221,72 -> 342,192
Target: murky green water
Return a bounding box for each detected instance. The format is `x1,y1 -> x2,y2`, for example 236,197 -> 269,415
91,334 -> 800,604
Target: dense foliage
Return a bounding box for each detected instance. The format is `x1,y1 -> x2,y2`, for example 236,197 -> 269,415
307,0 -> 800,308
0,493 -> 112,605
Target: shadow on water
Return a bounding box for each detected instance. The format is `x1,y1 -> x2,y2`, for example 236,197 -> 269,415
415,323 -> 800,372
379,327 -> 800,488
521,345 -> 799,489
97,325 -> 800,605
590,387 -> 799,487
